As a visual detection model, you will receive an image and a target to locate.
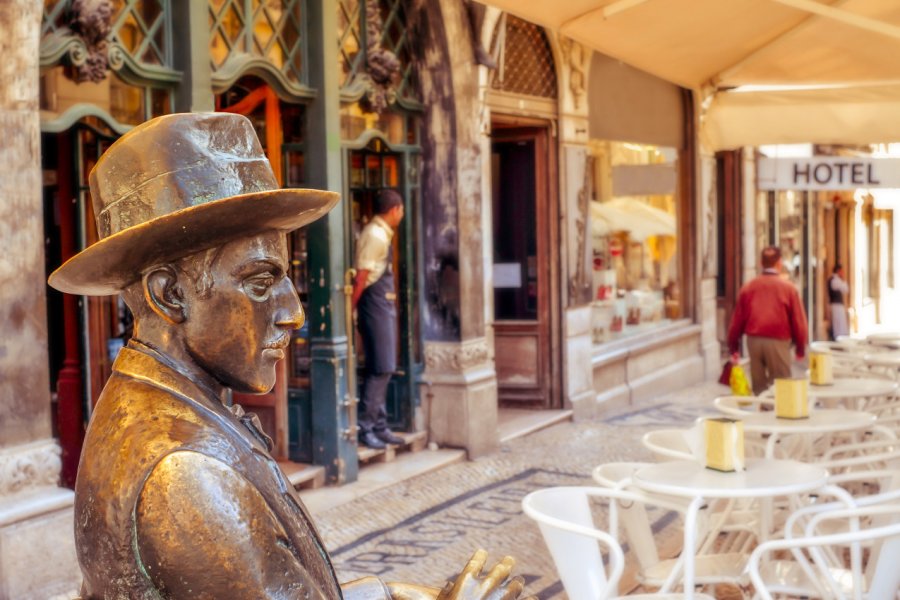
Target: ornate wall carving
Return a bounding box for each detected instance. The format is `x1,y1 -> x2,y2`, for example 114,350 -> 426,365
558,36 -> 587,109
424,338 -> 490,373
0,440 -> 62,498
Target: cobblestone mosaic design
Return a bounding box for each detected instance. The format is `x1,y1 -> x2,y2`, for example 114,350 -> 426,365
315,381 -> 729,597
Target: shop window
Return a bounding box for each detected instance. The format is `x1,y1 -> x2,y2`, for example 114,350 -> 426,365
40,0 -> 177,128
588,140 -> 681,344
490,15 -> 557,99
337,0 -> 421,105
42,0 -> 176,70
40,65 -> 171,126
210,0 -> 306,86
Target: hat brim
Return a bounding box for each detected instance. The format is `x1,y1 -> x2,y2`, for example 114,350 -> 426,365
48,189 -> 340,296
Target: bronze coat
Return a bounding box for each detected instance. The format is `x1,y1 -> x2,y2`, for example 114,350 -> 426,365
75,342 -> 342,599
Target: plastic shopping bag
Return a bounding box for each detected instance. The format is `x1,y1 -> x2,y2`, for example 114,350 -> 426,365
729,364 -> 752,396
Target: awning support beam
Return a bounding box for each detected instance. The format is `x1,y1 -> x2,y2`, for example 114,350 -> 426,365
712,0 -> 850,88
559,0 -> 652,34
768,0 -> 900,42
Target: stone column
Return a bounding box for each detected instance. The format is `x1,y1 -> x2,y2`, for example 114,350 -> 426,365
0,1 -> 80,597
698,144 -> 722,378
555,37 -> 595,419
411,0 -> 497,458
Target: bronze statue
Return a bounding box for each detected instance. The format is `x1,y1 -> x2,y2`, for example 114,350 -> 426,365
49,113 -> 530,600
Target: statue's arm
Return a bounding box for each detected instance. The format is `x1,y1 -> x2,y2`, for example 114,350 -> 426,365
135,450 -> 324,599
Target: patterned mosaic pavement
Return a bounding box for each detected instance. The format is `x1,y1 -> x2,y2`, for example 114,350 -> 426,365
315,380 -> 730,597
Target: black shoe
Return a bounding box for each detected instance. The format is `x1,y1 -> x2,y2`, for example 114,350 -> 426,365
359,431 -> 387,450
374,429 -> 405,445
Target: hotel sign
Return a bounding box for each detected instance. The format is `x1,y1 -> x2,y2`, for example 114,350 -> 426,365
757,157 -> 900,191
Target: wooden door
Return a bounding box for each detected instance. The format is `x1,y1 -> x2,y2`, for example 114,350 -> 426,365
491,126 -> 558,408
716,150 -> 743,333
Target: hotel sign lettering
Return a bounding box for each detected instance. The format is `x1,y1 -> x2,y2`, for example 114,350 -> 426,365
757,157 -> 900,191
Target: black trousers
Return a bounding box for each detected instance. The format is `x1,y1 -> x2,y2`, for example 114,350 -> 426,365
357,285 -> 397,435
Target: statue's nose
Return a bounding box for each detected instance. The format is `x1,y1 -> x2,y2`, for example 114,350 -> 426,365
275,280 -> 304,330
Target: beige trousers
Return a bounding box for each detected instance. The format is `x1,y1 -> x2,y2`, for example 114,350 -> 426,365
746,336 -> 792,396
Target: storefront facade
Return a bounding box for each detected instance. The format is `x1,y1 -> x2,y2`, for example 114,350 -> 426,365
35,0 -> 436,491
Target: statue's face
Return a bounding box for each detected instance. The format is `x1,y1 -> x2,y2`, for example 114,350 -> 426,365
182,231 -> 302,393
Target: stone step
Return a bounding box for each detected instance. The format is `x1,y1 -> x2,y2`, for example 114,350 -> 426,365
357,430 -> 428,465
277,461 -> 326,490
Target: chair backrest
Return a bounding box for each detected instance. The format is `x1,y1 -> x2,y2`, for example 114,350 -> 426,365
751,503 -> 900,600
522,487 -> 624,600
641,429 -> 694,461
592,461 -> 647,489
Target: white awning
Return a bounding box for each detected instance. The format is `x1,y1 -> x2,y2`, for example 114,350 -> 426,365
590,199 -> 676,241
479,0 -> 900,148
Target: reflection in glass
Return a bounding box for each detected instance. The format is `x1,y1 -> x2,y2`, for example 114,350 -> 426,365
588,140 -> 681,344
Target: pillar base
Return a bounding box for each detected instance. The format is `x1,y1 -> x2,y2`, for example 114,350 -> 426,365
422,339 -> 498,459
0,440 -> 79,600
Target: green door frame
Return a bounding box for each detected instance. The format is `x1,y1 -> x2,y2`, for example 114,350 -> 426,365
342,131 -> 423,432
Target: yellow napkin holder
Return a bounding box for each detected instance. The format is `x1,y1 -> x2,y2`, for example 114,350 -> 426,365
809,351 -> 833,386
775,377 -> 809,419
704,418 -> 745,472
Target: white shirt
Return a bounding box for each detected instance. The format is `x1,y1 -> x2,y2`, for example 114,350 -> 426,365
354,215 -> 394,288
830,274 -> 849,299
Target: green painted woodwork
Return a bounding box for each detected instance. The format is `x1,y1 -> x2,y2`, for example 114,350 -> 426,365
304,0 -> 359,484
40,0 -> 180,85
209,0 -> 314,99
288,388 -> 313,462
172,0 -> 215,112
337,0 -> 422,109
342,131 -> 422,432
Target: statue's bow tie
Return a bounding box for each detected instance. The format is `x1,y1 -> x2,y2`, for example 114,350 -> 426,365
228,403 -> 275,452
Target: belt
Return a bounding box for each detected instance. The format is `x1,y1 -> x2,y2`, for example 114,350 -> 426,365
385,292 -> 397,301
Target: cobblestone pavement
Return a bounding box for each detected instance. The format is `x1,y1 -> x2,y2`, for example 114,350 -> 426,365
317,380 -> 731,598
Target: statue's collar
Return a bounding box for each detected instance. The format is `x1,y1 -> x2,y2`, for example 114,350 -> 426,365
112,341 -> 226,410
111,341 -> 275,452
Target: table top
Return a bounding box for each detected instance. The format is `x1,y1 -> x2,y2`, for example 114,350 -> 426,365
806,377 -> 897,398
741,408 -> 876,434
867,332 -> 900,344
862,351 -> 900,367
633,459 -> 829,499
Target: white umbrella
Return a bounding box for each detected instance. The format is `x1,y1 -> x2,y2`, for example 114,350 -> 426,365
590,200 -> 673,242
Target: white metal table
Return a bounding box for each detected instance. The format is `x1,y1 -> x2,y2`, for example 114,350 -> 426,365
633,459 -> 829,598
862,352 -> 900,381
806,377 -> 898,400
740,408 -> 878,458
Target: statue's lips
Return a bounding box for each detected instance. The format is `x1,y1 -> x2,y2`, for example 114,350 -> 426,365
262,348 -> 285,360
263,335 -> 290,360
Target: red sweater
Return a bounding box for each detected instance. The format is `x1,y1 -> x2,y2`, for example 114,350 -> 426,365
727,272 -> 808,357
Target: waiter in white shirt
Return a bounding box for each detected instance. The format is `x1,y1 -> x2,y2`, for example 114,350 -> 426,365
351,189 -> 406,449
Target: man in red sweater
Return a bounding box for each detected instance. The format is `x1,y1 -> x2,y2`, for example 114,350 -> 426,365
727,246 -> 808,395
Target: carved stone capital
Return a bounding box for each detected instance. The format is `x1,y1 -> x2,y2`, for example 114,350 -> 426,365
0,440 -> 61,498
424,338 -> 490,374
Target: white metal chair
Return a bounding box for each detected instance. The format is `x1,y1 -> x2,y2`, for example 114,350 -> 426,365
641,429 -> 695,461
747,504 -> 900,600
522,486 -> 740,598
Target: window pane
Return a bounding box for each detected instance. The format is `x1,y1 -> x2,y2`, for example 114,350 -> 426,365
588,140 -> 681,344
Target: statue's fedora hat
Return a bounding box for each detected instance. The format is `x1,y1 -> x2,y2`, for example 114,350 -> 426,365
49,112 -> 338,296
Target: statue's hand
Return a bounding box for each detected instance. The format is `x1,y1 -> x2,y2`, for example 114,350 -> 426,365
436,549 -> 534,600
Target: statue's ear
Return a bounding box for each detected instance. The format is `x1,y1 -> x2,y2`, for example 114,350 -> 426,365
143,266 -> 186,324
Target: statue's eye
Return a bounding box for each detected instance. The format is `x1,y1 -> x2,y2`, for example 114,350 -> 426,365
245,274 -> 276,297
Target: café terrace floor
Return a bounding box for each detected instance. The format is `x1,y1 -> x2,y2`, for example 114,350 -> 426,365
309,380 -> 730,598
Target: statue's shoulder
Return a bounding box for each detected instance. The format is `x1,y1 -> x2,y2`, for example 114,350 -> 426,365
135,450 -> 313,598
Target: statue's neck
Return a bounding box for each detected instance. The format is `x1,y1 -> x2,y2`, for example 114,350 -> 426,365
129,337 -> 228,405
